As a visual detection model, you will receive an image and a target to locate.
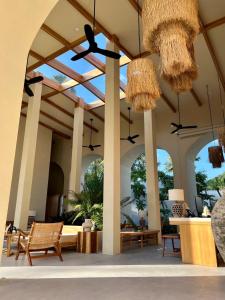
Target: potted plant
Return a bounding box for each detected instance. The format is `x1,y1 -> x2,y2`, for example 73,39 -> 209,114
68,191 -> 103,232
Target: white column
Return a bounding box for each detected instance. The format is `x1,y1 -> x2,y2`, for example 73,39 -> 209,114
144,110 -> 161,242
14,83 -> 42,229
103,41 -> 121,255
68,105 -> 84,196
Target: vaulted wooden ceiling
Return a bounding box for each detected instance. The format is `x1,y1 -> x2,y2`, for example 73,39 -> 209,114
21,0 -> 225,140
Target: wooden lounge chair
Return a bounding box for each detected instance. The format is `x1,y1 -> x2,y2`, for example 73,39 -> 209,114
15,222 -> 63,266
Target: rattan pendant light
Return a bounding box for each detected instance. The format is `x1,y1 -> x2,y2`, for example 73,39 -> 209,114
206,85 -> 224,168
126,0 -> 160,112
163,44 -> 198,93
142,0 -> 199,77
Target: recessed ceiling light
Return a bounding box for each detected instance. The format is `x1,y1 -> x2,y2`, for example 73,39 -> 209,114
75,27 -> 80,32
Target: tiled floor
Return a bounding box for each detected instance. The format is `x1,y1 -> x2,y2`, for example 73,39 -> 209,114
1,244 -> 225,300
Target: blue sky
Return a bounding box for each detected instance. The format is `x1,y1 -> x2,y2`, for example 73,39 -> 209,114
195,140 -> 225,179
157,141 -> 225,180
35,33 -> 126,104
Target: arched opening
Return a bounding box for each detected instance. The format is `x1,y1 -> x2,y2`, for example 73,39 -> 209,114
45,162 -> 64,222
195,139 -> 225,214
121,148 -> 174,227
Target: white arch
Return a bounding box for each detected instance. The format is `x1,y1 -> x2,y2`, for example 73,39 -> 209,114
81,154 -> 103,187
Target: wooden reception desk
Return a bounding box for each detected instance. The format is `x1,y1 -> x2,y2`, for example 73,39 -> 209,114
169,218 -> 217,267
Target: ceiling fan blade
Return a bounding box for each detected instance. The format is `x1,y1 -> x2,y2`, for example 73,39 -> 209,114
130,134 -> 139,139
171,128 -> 179,134
120,138 -> 128,140
92,145 -> 101,148
71,49 -> 91,61
28,76 -> 44,84
82,146 -> 90,148
182,125 -> 198,129
84,24 -> 95,44
171,122 -> 178,127
95,47 -> 121,59
129,139 -> 136,144
24,84 -> 34,97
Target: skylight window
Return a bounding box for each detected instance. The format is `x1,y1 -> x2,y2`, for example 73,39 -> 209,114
89,74 -> 105,94
57,50 -> 95,75
120,64 -> 128,84
35,64 -> 71,84
68,84 -> 99,104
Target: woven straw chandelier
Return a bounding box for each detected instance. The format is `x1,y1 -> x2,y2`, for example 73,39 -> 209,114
126,0 -> 161,112
142,0 -> 199,92
163,44 -> 198,93
126,57 -> 161,112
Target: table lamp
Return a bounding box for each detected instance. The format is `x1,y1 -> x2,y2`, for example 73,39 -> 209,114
168,189 -> 185,217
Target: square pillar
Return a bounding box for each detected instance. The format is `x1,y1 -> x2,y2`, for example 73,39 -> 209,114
68,104 -> 84,196
103,41 -> 121,255
14,83 -> 42,229
144,110 -> 161,242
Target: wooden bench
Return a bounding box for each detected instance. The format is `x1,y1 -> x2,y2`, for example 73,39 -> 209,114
120,230 -> 159,251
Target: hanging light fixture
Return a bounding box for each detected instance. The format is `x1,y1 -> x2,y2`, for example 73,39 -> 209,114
126,0 -> 161,112
163,44 -> 198,93
206,85 -> 224,168
142,0 -> 199,77
217,76 -> 225,151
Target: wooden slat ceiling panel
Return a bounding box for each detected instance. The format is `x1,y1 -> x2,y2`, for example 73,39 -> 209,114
44,0 -> 92,43
31,30 -> 63,58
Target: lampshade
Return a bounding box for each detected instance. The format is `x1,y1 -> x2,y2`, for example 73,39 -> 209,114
168,189 -> 184,202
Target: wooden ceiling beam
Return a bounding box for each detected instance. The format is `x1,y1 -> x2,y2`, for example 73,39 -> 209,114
190,89 -> 203,106
41,97 -> 99,132
21,112 -> 71,140
200,17 -> 225,92
27,35 -> 86,73
40,110 -> 73,131
204,16 -> 225,31
161,94 -> 176,113
41,24 -> 70,47
66,0 -> 133,59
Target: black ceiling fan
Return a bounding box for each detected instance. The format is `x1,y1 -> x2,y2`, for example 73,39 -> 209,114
24,55 -> 43,97
171,94 -> 197,134
121,107 -> 139,144
83,119 -> 101,151
71,0 -> 121,62
24,76 -> 44,97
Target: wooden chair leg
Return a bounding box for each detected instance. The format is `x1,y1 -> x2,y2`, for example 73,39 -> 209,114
45,249 -> 48,255
172,238 -> 175,252
26,250 -> 32,266
162,238 -> 166,256
15,244 -> 22,260
55,245 -> 63,262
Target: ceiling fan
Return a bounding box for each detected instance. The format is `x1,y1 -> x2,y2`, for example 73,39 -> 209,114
71,0 -> 121,62
83,119 -> 101,151
24,55 -> 43,97
24,76 -> 43,97
171,94 -> 197,134
121,107 -> 139,144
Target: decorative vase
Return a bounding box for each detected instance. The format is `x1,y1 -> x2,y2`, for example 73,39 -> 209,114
211,196 -> 225,262
82,219 -> 93,232
172,202 -> 184,217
